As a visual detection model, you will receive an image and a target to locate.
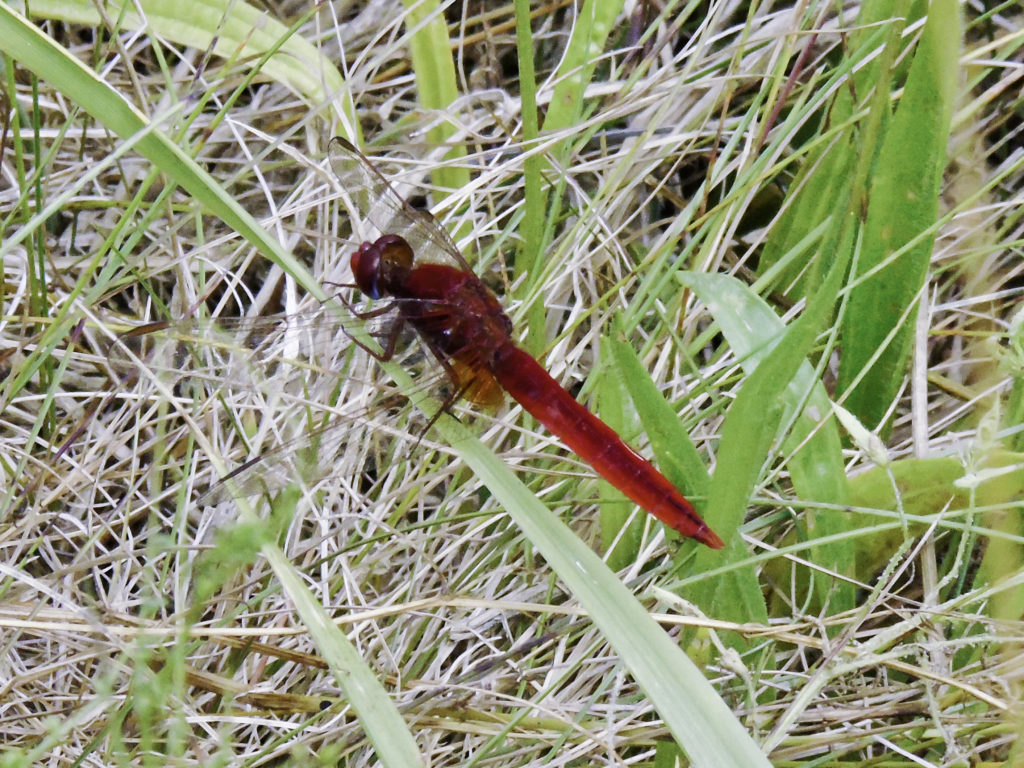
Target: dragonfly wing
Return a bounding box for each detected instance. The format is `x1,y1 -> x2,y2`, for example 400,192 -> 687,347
198,407 -> 414,505
105,307 -> 436,391
106,311 -> 358,391
107,310 -> 465,507
450,358 -> 505,408
329,138 -> 473,273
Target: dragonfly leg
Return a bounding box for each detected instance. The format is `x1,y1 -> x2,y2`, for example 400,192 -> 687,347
408,335 -> 475,445
336,295 -> 405,362
336,291 -> 397,321
325,280 -> 385,318
339,320 -> 404,362
417,375 -> 473,442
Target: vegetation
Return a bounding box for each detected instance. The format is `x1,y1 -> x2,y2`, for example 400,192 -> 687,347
1,1 -> 1021,765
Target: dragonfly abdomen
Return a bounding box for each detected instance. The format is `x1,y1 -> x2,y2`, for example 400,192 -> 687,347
490,344 -> 723,548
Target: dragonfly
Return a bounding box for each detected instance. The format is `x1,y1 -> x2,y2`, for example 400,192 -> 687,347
329,138 -> 723,549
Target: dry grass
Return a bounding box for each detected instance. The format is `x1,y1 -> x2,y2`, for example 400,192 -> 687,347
2,1 -> 1023,766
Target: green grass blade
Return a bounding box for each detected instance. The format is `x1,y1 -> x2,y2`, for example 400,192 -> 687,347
401,0 -> 469,190
595,338 -> 646,566
513,0 -> 623,348
758,123 -> 857,299
541,0 -> 623,135
263,514 -> 427,768
603,328 -> 713,564
512,0 -> 545,354
425,407 -> 770,768
758,10 -> 901,300
839,2 -> 960,430
607,329 -> 711,501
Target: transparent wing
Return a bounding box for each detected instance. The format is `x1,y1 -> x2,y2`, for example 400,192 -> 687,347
106,309 -> 494,504
107,140 -> 496,505
109,310 -> 364,390
105,305 -> 455,390
329,137 -> 473,272
199,398 -> 425,505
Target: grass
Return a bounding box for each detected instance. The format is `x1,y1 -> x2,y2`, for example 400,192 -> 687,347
1,1 -> 1023,766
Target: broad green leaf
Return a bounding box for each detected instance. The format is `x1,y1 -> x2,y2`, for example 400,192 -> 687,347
849,452 -> 1024,590
682,272 -> 853,614
684,217 -> 852,632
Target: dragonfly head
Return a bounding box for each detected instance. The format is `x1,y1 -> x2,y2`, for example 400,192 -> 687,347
351,234 -> 414,299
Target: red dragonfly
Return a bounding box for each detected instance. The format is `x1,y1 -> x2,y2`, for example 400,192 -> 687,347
331,138 -> 723,549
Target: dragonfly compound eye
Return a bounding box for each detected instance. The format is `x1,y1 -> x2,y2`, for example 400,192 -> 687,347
351,235 -> 414,299
351,241 -> 383,299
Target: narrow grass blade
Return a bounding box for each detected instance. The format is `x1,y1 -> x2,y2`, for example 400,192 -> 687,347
603,330 -> 712,565
595,339 -> 645,566
541,0 -> 623,135
839,2 -> 960,430
607,330 -> 711,500
429,408 -> 770,767
262,493 -> 427,768
401,0 -> 469,191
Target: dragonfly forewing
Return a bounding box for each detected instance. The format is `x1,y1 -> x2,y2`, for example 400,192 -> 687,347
110,310 -> 369,392
108,307 -> 455,506
329,138 -> 472,272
